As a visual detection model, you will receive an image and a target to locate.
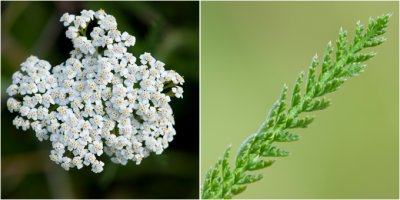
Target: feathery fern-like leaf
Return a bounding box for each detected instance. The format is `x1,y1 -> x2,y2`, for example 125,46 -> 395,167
201,14 -> 391,199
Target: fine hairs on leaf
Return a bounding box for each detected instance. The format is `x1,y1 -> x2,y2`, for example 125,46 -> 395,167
201,14 -> 391,199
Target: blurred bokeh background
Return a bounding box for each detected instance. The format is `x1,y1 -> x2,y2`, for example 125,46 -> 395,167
201,2 -> 398,199
1,1 -> 198,198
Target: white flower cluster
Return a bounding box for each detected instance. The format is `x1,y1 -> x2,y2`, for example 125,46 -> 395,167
6,9 -> 184,173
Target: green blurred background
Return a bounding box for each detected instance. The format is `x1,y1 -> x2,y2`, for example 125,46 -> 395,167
201,2 -> 398,199
1,1 -> 198,198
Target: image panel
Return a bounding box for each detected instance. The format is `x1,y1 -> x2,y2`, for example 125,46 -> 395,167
201,1 -> 398,199
1,1 -> 199,199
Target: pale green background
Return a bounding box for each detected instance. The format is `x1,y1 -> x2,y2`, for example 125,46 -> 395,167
201,2 -> 399,199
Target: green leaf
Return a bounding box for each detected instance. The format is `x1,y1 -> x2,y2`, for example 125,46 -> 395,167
266,101 -> 279,119
306,55 -> 318,94
354,21 -> 365,44
222,146 -> 234,183
231,186 -> 247,196
336,27 -> 348,61
276,113 -> 287,126
247,159 -> 275,171
201,14 -> 390,199
315,78 -> 344,97
291,72 -> 304,107
236,135 -> 255,165
287,116 -> 314,128
364,37 -> 386,48
304,98 -> 331,112
275,131 -> 300,142
261,145 -> 289,157
349,52 -> 376,62
277,85 -> 288,114
323,78 -> 344,94
236,173 -> 263,185
367,14 -> 390,38
320,41 -> 334,76
262,86 -> 288,131
342,63 -> 366,78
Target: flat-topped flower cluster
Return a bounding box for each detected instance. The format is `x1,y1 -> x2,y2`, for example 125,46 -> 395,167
6,9 -> 184,173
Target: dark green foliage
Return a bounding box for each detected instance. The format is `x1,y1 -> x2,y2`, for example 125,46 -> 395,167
201,14 -> 390,199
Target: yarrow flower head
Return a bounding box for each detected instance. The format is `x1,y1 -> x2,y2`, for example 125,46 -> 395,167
6,9 -> 184,173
